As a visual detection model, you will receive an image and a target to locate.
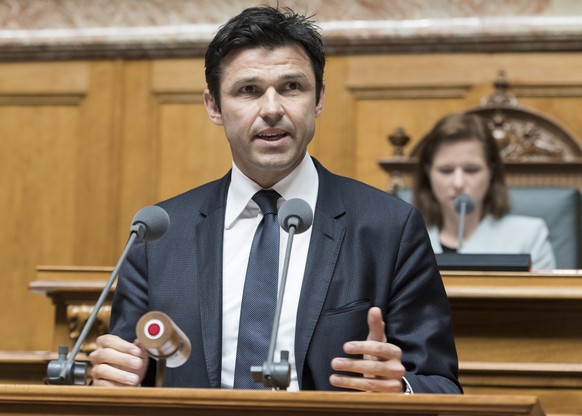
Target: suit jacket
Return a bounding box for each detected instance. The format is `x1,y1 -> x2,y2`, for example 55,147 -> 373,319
110,159 -> 461,393
427,214 -> 556,270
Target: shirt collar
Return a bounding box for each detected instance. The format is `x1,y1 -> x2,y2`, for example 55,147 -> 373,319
225,153 -> 319,229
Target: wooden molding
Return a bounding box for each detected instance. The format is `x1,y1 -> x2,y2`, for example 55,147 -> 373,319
0,385 -> 546,416
349,85 -> 471,100
0,94 -> 85,106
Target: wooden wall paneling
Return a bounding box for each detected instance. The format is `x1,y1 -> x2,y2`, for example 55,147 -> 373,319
73,61 -> 125,266
3,51 -> 582,354
115,60 -> 159,248
151,59 -> 232,202
0,61 -> 122,351
347,56 -> 475,191
308,57 -> 356,178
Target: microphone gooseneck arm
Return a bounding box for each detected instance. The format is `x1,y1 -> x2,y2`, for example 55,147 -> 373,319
252,198 -> 313,390
457,201 -> 467,252
251,222 -> 296,390
45,205 -> 170,385
268,222 -> 295,363
64,232 -> 138,380
267,222 -> 296,377
453,194 -> 475,253
45,232 -> 139,385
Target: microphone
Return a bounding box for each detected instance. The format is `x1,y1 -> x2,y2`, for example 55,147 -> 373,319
252,198 -> 313,390
136,311 -> 192,387
278,198 -> 314,234
45,205 -> 170,385
454,194 -> 475,252
130,205 -> 171,241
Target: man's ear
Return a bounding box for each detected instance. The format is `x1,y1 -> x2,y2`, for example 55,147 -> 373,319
203,89 -> 223,126
315,83 -> 325,117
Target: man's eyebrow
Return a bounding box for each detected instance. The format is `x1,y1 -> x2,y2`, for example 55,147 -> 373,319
232,72 -> 309,86
279,72 -> 309,81
233,75 -> 261,86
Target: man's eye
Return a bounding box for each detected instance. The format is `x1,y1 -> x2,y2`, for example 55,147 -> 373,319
240,85 -> 256,93
286,82 -> 300,91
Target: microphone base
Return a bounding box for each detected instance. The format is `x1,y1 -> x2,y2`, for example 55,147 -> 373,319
44,345 -> 88,385
251,350 -> 291,390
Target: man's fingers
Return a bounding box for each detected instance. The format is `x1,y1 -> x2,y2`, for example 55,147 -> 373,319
329,373 -> 403,393
89,347 -> 145,372
89,334 -> 149,386
366,307 -> 386,343
331,356 -> 405,380
329,307 -> 405,392
343,340 -> 402,361
94,334 -> 144,357
330,354 -> 405,392
91,364 -> 142,386
91,377 -> 124,387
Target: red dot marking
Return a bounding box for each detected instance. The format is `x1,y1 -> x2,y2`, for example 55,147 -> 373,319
147,323 -> 161,337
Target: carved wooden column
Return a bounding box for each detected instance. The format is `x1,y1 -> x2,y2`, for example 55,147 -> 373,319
29,266 -> 113,353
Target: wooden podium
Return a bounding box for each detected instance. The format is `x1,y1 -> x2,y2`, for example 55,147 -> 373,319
16,267 -> 582,415
0,385 -> 546,416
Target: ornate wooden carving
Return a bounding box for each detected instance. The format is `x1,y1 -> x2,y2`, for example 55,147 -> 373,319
66,304 -> 111,353
387,127 -> 411,157
467,71 -> 582,162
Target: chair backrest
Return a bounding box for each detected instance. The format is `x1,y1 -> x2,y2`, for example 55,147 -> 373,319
394,187 -> 581,269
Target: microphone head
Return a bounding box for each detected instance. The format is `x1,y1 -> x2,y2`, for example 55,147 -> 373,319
453,194 -> 476,215
130,205 -> 170,241
278,198 -> 313,234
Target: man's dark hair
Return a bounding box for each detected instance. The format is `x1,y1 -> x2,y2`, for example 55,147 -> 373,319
205,5 -> 326,110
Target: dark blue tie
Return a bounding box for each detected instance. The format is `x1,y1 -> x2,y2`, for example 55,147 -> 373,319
233,189 -> 280,389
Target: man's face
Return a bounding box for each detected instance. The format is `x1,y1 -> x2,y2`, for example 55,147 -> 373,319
204,44 -> 324,188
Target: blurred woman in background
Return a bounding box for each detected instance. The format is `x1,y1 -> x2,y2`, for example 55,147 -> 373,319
413,112 -> 556,270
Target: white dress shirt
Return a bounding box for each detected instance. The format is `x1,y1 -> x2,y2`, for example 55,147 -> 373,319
221,153 -> 319,391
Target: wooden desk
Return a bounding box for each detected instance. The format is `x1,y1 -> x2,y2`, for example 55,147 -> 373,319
443,271 -> 582,414
0,385 -> 547,416
443,270 -> 582,364
0,352 -> 55,385
21,267 -> 582,415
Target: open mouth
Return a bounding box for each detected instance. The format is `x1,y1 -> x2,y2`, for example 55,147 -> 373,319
256,132 -> 288,141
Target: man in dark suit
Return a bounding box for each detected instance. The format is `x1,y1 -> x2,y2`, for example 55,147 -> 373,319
90,5 -> 461,394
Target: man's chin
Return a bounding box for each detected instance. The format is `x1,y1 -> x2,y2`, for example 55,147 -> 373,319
255,153 -> 301,171
246,156 -> 302,184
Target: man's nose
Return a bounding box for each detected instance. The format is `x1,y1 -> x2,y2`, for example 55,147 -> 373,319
260,88 -> 284,120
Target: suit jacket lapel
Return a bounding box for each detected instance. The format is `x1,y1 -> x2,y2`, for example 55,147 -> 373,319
295,161 -> 346,387
195,173 -> 231,388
